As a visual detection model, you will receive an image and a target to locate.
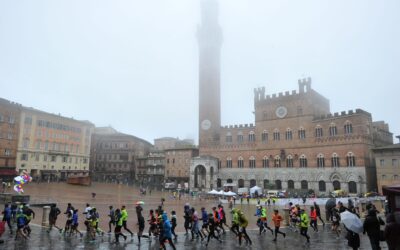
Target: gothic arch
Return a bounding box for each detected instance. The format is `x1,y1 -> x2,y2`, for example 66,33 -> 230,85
329,172 -> 343,182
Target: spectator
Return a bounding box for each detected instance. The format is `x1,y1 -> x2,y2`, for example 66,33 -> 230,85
384,212 -> 400,250
363,209 -> 381,250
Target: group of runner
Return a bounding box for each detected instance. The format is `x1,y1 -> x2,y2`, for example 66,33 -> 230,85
2,202 -> 35,240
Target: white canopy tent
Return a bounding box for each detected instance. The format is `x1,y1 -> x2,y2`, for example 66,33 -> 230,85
250,186 -> 263,195
207,189 -> 220,195
223,191 -> 237,196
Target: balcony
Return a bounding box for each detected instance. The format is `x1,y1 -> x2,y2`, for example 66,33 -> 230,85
48,150 -> 70,156
146,169 -> 165,175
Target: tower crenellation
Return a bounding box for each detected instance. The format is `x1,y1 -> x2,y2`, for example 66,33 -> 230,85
298,77 -> 312,93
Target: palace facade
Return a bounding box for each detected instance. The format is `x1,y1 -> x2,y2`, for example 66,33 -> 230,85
190,0 -> 393,195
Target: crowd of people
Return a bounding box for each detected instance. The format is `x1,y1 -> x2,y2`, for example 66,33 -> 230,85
2,198 -> 400,249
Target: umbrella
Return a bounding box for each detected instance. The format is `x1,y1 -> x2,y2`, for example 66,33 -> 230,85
325,198 -> 336,212
340,211 -> 363,233
207,190 -> 219,195
136,201 -> 145,205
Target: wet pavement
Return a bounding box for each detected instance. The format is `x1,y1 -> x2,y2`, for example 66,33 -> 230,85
10,182 -> 385,234
0,182 -> 389,249
0,222 -> 389,249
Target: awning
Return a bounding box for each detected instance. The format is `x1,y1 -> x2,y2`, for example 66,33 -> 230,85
0,168 -> 18,176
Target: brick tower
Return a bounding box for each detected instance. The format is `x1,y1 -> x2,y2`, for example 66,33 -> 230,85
198,0 -> 222,149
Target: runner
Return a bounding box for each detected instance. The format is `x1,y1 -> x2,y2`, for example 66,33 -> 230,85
200,207 -> 209,236
22,204 -> 35,237
313,202 -> 325,227
71,209 -> 83,237
238,209 -> 252,246
171,211 -> 178,240
91,207 -> 104,236
205,212 -> 222,246
271,209 -> 286,241
211,207 -> 222,235
289,203 -> 298,232
63,203 -> 74,234
230,208 -> 240,236
183,204 -> 191,235
331,207 -> 341,239
121,205 -> 134,237
310,206 -> 318,232
114,208 -> 127,243
2,203 -> 12,234
260,205 -> 274,235
108,205 -> 115,233
83,203 -> 92,232
47,204 -> 61,233
218,205 -> 229,231
15,209 -> 27,240
299,209 -> 310,244
137,210 -> 149,244
190,207 -> 204,241
148,209 -> 157,237
161,212 -> 176,250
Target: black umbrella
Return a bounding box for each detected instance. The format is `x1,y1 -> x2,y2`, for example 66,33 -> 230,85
326,198 -> 337,209
325,198 -> 337,221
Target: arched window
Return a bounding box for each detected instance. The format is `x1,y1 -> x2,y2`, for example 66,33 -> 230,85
237,131 -> 244,143
299,154 -> 307,168
348,181 -> 357,193
317,154 -> 325,168
262,156 -> 269,168
238,179 -> 245,188
274,155 -> 281,168
248,131 -> 255,142
286,155 -> 293,168
319,180 -> 326,191
298,127 -> 306,139
275,180 -> 282,190
315,125 -> 323,138
285,128 -> 293,140
238,156 -> 244,168
262,130 -> 268,142
249,156 -> 256,168
332,153 -> 340,167
217,178 -> 222,188
263,179 -> 270,189
288,180 -> 295,189
333,180 -> 341,190
329,123 -> 337,136
301,180 -> 308,190
347,152 -> 356,167
273,129 -> 280,141
226,157 -> 232,168
344,121 -> 353,135
226,132 -> 232,143
250,179 -> 257,188
227,179 -> 233,183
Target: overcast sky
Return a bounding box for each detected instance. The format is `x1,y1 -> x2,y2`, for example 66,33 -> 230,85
1,0 -> 399,144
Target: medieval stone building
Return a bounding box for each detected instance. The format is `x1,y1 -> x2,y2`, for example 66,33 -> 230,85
190,0 -> 393,195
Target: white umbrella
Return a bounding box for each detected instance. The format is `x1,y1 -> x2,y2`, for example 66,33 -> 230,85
340,211 -> 363,233
217,190 -> 225,195
223,191 -> 237,196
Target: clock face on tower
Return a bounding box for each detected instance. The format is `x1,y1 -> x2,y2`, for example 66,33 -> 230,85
201,119 -> 212,130
275,106 -> 288,118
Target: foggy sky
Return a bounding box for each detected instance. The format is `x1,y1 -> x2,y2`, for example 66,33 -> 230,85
1,0 -> 399,144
